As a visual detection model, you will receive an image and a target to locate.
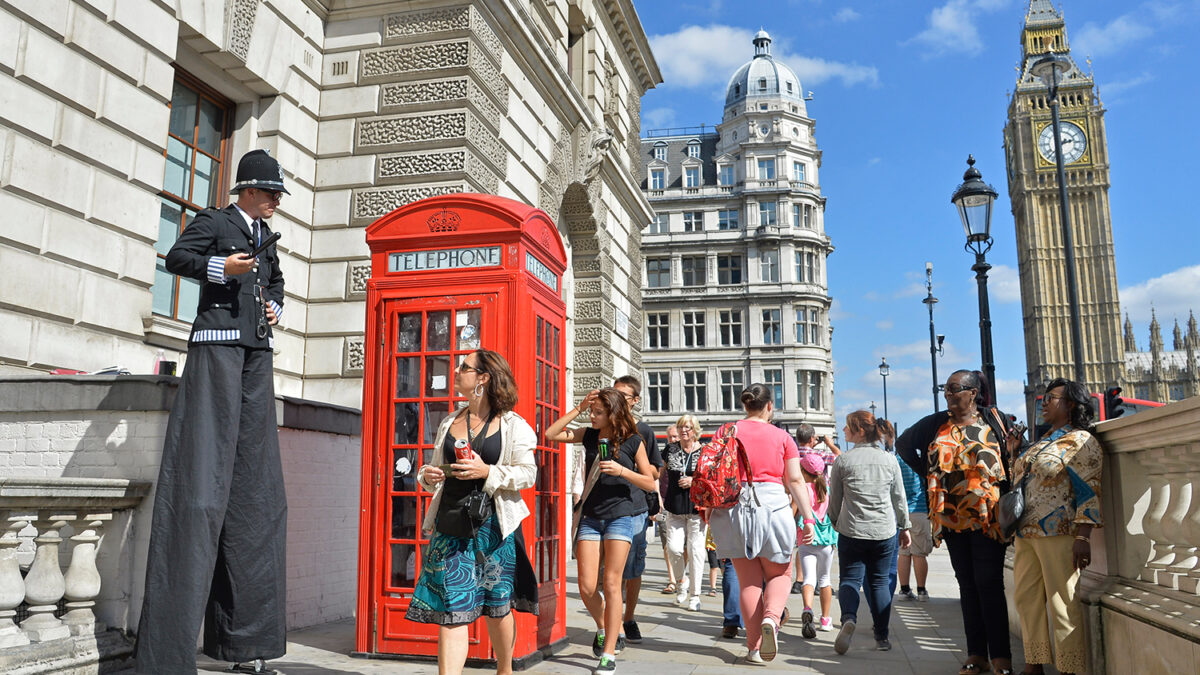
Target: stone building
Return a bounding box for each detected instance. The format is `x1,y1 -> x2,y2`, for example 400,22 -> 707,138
1123,311 -> 1200,403
637,31 -> 835,436
0,0 -> 661,408
1003,0 -> 1125,408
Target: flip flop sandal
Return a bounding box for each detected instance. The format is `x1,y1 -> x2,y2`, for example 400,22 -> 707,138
959,663 -> 991,675
660,583 -> 676,594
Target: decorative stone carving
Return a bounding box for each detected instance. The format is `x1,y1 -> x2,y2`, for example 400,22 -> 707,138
627,96 -> 642,183
381,150 -> 467,177
575,300 -> 602,321
381,79 -> 503,126
62,513 -> 110,636
360,40 -> 505,106
21,512 -> 74,642
347,263 -> 371,297
575,280 -> 602,296
582,127 -> 615,184
353,184 -> 464,222
463,151 -> 499,194
384,6 -> 503,66
0,514 -> 29,648
359,112 -> 468,148
466,113 -> 505,171
343,337 -> 365,375
224,0 -> 258,62
575,326 -> 603,344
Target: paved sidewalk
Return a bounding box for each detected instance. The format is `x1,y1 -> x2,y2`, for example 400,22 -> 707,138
187,537 -> 1039,675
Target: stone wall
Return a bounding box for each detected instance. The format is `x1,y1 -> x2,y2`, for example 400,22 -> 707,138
0,376 -> 361,633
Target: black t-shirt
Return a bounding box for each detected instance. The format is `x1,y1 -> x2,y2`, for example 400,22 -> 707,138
581,427 -> 648,519
638,420 -> 663,469
439,424 -> 502,505
662,442 -> 701,515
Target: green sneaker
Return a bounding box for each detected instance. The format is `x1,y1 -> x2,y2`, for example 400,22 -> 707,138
594,654 -> 616,674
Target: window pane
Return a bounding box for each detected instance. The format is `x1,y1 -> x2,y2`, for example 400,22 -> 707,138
426,311 -> 451,351
425,356 -> 450,396
456,309 -> 481,350
162,137 -> 192,199
152,264 -> 175,316
168,83 -> 199,141
397,313 -> 421,352
394,402 -> 420,445
193,153 -> 216,206
176,277 -> 200,323
395,357 -> 420,398
196,98 -> 223,155
157,199 -> 183,256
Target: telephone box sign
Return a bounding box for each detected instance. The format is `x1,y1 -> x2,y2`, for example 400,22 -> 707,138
388,246 -> 501,273
525,252 -> 558,293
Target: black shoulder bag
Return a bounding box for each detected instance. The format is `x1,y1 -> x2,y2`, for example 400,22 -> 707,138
435,410 -> 496,542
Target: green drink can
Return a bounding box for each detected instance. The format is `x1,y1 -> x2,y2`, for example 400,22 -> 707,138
598,437 -> 610,461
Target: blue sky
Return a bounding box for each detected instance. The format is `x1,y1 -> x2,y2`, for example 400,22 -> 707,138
633,0 -> 1200,433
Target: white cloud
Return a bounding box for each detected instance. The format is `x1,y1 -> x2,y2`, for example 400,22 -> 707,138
643,107 -> 678,130
876,320 -> 894,331
1072,15 -> 1154,59
868,157 -> 883,166
904,0 -> 1008,58
1102,72 -> 1154,99
1119,265 -> 1200,323
989,264 -> 1022,304
829,298 -> 853,320
833,8 -> 860,23
649,24 -> 879,90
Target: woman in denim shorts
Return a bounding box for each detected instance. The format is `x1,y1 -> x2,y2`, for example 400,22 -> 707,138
548,388 -> 657,675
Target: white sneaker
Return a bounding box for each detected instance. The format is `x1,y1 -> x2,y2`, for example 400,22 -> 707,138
745,649 -> 765,665
676,590 -> 689,606
687,596 -> 701,611
759,618 -> 778,662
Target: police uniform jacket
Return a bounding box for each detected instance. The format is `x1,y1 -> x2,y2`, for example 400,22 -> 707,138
165,204 -> 284,350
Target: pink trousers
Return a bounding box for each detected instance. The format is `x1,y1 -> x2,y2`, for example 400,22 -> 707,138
731,557 -> 792,649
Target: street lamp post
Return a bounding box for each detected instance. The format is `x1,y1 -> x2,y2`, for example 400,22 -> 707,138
1031,54 -> 1087,385
951,156 -> 999,407
878,357 -> 890,421
923,262 -> 941,412
869,401 -> 877,418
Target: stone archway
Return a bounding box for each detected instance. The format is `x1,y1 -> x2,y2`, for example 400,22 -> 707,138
559,181 -> 616,396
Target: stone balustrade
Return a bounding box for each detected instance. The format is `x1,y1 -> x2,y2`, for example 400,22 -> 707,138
0,478 -> 149,659
1083,395 -> 1200,673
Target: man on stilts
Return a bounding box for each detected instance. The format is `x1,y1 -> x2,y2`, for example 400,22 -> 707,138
135,149 -> 289,675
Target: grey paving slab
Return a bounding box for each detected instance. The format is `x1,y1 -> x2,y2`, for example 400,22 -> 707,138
168,542 -> 1056,674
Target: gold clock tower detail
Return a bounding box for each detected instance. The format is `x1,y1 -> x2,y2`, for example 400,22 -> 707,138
1003,0 -> 1124,406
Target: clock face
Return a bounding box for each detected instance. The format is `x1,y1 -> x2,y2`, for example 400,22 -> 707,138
1038,121 -> 1087,164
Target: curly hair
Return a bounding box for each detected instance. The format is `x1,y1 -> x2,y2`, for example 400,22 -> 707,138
1044,377 -> 1095,431
473,349 -> 518,414
594,387 -> 638,443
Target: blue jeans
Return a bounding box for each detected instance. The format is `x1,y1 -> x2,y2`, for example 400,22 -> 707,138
622,513 -> 649,579
888,531 -> 900,595
577,514 -> 642,543
837,534 -> 897,640
720,558 -> 742,628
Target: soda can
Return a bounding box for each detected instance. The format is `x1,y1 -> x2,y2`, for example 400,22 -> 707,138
453,437 -> 472,462
598,437 -> 610,461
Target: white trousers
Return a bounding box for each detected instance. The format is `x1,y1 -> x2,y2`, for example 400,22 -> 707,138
798,543 -> 834,589
664,511 -> 705,599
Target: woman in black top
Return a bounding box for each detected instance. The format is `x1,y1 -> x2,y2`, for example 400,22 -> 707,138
547,388 -> 657,675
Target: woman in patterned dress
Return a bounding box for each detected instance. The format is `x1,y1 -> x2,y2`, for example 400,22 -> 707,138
410,349 -> 539,675
896,370 -> 1023,675
1012,378 -> 1103,675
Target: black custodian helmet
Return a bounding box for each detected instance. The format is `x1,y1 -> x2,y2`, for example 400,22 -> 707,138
229,149 -> 290,195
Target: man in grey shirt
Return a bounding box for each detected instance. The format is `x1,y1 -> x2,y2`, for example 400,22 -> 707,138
827,413 -> 912,655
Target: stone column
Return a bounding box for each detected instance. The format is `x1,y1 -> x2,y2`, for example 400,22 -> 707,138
1140,449 -> 1174,583
62,511 -> 112,635
0,512 -> 30,648
20,511 -> 74,642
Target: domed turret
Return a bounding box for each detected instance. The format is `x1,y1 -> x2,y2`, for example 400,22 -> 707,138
724,30 -> 806,109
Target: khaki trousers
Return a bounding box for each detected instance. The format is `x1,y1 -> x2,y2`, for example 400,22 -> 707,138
1013,535 -> 1086,673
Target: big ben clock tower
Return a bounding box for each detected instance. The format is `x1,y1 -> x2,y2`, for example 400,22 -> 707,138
1004,0 -> 1125,408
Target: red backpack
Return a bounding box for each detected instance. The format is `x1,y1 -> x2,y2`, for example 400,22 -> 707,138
690,422 -> 753,509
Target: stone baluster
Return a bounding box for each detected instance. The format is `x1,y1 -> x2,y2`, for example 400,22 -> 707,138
1180,443 -> 1200,595
0,511 -> 31,648
1140,449 -> 1175,583
62,511 -> 111,635
1160,449 -> 1198,590
20,511 -> 74,642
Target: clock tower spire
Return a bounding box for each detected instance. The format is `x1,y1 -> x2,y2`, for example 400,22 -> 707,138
1003,2 -> 1125,415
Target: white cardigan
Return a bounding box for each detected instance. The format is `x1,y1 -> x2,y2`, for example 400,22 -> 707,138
417,409 -> 538,539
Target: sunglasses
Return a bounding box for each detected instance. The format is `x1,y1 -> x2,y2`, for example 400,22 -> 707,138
944,384 -> 977,395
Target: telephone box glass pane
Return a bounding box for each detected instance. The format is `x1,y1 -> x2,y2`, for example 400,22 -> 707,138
425,356 -> 450,396
391,496 -> 416,540
536,318 -> 544,357
426,311 -> 451,351
393,448 -> 418,492
425,401 -> 451,443
552,369 -> 560,406
456,309 -> 481,350
553,326 -> 561,363
395,403 -> 419,445
397,313 -> 421,352
395,357 -> 419,398
391,544 -> 417,588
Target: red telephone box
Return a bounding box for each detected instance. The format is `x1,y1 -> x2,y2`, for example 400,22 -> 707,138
355,194 -> 569,662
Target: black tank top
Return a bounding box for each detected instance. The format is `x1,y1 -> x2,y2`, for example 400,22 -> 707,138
439,426 -> 502,505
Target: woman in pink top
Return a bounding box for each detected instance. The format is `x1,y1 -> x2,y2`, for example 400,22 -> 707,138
709,384 -> 817,663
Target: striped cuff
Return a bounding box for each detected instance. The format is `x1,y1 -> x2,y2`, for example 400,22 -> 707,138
192,329 -> 240,342
207,256 -> 227,284
268,300 -> 283,322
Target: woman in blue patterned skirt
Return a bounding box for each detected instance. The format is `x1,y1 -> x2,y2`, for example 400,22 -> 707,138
410,349 -> 539,675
